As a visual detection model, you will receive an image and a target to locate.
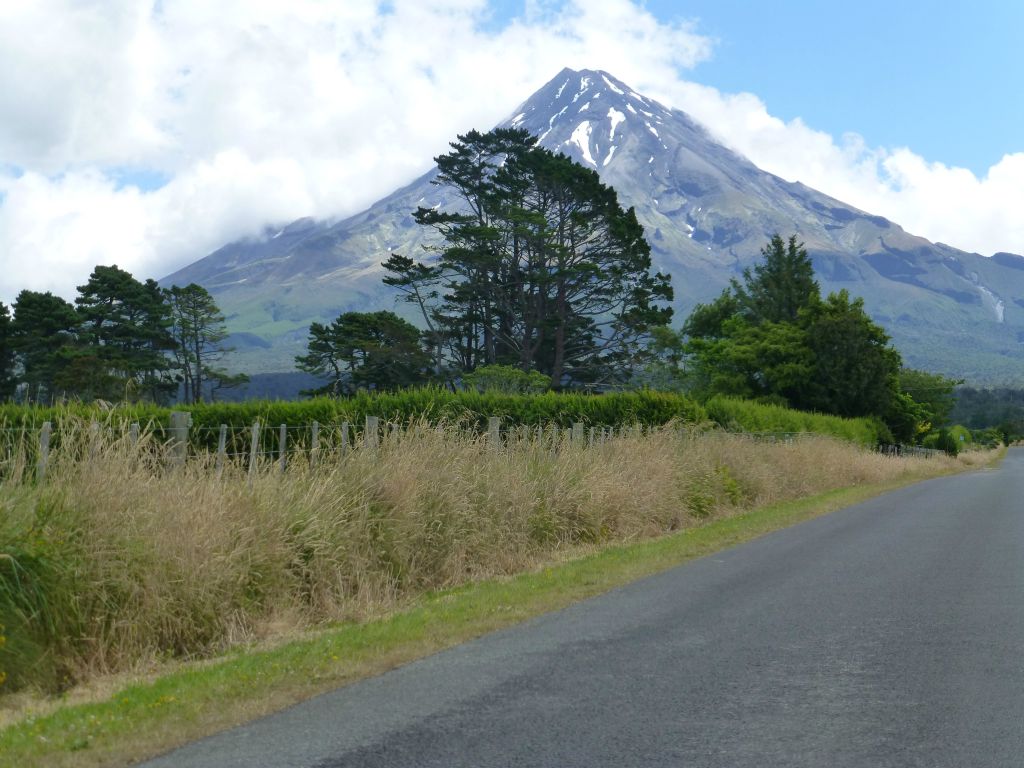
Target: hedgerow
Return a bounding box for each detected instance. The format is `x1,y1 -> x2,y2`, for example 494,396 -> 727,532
0,388 -> 883,453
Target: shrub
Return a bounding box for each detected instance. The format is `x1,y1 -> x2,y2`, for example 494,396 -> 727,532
462,365 -> 551,394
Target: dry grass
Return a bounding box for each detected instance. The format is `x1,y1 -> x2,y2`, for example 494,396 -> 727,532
0,421 -> 968,696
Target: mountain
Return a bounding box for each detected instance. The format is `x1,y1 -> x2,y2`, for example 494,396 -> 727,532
163,68 -> 1024,383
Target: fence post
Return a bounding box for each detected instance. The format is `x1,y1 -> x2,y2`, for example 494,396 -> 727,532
588,426 -> 595,447
89,420 -> 100,461
310,421 -> 320,469
365,415 -> 379,450
129,421 -> 140,447
340,421 -> 350,453
572,422 -> 584,445
36,421 -> 51,484
216,424 -> 227,476
488,416 -> 501,450
248,419 -> 260,489
169,411 -> 189,467
278,424 -> 287,474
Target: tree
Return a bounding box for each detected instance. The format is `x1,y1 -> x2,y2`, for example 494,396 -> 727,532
683,235 -> 908,434
633,325 -> 689,392
731,234 -> 818,324
685,317 -> 812,402
682,290 -> 740,340
385,127 -> 673,388
798,290 -> 902,418
74,265 -> 175,401
165,283 -> 243,404
898,368 -> 960,431
10,290 -> 80,402
0,302 -> 15,400
296,311 -> 430,395
382,253 -> 445,375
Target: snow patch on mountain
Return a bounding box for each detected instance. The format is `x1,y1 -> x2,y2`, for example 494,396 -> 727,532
568,121 -> 595,166
538,105 -> 568,142
607,108 -> 625,141
602,74 -> 625,95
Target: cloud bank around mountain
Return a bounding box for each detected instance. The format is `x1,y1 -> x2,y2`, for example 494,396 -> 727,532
0,0 -> 1021,305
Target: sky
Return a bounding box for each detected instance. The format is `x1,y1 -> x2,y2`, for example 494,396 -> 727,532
1,0 -> 1022,306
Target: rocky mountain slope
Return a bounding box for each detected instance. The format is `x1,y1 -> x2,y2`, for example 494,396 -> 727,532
162,68 -> 1024,383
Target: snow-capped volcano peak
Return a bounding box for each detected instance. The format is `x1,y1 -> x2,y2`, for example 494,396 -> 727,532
504,68 -> 702,171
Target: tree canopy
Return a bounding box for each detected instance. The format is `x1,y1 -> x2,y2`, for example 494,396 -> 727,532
2,266 -> 242,405
683,234 -> 910,438
383,127 -> 673,388
73,265 -> 176,401
296,311 -> 431,395
166,283 -> 245,404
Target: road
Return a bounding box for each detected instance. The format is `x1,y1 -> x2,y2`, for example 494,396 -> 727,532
144,450 -> 1024,767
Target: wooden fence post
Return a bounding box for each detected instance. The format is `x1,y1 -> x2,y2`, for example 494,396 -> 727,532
89,420 -> 100,461
340,421 -> 350,453
248,420 -> 260,489
216,424 -> 227,476
310,421 -> 320,469
572,422 -> 584,445
36,421 -> 51,484
169,411 -> 189,467
365,415 -> 379,450
278,424 -> 287,474
488,416 -> 501,450
129,421 -> 140,447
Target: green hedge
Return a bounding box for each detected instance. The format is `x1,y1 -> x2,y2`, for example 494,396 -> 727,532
0,389 -> 883,452
703,396 -> 883,447
0,390 -> 706,453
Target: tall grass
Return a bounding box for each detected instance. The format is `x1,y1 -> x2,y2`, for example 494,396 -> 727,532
0,419 -> 959,694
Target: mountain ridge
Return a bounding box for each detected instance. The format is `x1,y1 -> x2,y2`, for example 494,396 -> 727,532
163,68 -> 1024,383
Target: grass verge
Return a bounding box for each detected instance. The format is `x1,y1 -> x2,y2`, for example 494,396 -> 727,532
0,455 -> 996,768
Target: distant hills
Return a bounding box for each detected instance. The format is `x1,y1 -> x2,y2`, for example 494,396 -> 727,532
163,68 -> 1024,384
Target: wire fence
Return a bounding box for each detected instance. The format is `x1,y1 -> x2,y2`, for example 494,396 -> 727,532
0,411 -> 941,488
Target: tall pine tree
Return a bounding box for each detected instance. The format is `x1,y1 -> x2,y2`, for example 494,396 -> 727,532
384,128 -> 673,387
10,290 -> 80,402
165,283 -> 241,404
74,265 -> 175,402
731,234 -> 819,324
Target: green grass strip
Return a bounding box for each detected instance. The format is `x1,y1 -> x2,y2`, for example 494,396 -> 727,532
0,472 -> 973,768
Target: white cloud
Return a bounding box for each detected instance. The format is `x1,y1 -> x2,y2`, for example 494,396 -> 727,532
0,0 -> 713,304
0,0 -> 1022,308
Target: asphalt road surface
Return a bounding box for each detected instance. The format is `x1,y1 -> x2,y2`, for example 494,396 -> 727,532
144,450 -> 1024,767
